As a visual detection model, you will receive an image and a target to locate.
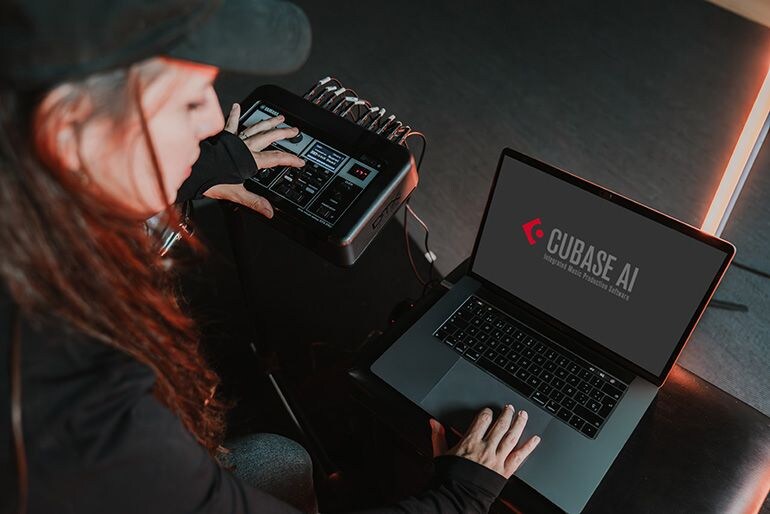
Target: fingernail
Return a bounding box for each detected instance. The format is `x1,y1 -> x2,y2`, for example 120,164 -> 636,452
520,410 -> 528,418
534,436 -> 541,443
231,103 -> 237,111
505,404 -> 513,411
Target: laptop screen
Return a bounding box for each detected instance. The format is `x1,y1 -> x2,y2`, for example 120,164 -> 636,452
471,152 -> 732,377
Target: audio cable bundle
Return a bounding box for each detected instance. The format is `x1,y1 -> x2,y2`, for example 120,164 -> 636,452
303,77 -> 436,288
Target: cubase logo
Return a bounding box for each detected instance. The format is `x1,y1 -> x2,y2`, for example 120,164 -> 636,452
522,218 -> 544,245
522,216 -> 640,301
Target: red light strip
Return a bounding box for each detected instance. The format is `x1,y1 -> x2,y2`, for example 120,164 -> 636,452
702,63 -> 770,236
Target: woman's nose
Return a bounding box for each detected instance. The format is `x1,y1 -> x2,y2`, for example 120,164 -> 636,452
197,89 -> 225,140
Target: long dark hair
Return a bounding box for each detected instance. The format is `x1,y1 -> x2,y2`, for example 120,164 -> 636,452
0,58 -> 227,454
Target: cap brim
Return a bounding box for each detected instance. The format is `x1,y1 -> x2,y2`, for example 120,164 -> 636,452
167,0 -> 311,76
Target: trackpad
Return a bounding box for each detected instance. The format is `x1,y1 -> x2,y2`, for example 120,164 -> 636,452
420,358 -> 552,447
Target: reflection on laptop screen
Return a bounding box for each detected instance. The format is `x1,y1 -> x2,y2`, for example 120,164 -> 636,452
472,155 -> 728,376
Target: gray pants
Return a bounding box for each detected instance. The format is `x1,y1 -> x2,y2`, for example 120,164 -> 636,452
220,433 -> 318,514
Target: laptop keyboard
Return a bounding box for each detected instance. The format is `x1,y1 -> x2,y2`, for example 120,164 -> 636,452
433,295 -> 628,439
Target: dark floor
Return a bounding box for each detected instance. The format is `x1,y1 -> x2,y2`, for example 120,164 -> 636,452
212,0 -> 770,417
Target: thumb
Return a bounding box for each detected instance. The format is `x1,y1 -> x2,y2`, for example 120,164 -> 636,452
236,189 -> 274,219
429,419 -> 448,457
224,103 -> 240,134
203,183 -> 274,219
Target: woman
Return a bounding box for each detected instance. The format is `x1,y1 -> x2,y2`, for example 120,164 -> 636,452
0,1 -> 540,513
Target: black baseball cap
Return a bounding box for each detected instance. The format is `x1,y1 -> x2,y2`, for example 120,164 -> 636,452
0,0 -> 311,90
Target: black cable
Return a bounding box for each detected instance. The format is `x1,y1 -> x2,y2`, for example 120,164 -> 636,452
732,261 -> 770,280
402,132 -> 433,289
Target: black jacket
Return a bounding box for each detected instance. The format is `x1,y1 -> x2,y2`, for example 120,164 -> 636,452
1,132 -> 507,514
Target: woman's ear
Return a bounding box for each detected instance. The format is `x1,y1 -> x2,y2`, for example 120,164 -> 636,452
55,124 -> 82,173
34,84 -> 92,176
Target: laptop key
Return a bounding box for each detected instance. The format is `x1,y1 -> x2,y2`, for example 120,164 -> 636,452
549,389 -> 565,402
544,361 -> 557,372
562,397 -> 577,410
589,388 -> 604,402
551,377 -> 565,390
444,336 -> 459,347
557,407 -> 572,422
598,398 -> 616,418
562,385 -> 577,397
465,349 -> 481,361
530,391 -> 547,406
477,357 -> 535,397
484,349 -> 498,360
574,404 -> 603,427
545,401 -> 559,415
515,368 -> 531,382
538,383 -> 553,396
578,381 -> 592,394
581,423 -> 597,438
602,382 -> 623,400
569,415 -> 585,431
527,375 -> 541,388
589,375 -> 603,388
575,392 -> 589,405
586,400 -> 602,413
495,356 -> 509,368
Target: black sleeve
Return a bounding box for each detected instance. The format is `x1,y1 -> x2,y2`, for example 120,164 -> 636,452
45,384 -> 505,514
176,131 -> 258,203
350,455 -> 507,514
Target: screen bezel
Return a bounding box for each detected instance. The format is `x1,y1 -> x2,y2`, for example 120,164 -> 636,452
468,148 -> 736,386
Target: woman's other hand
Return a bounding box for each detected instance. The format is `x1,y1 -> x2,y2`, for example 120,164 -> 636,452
430,405 -> 541,479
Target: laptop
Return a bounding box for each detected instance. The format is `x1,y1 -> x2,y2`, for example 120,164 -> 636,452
371,148 -> 735,513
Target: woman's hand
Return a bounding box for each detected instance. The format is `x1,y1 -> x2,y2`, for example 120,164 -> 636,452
203,103 -> 305,218
430,405 -> 541,479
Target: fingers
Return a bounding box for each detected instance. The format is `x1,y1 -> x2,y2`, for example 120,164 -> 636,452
497,409 -> 528,456
484,404 -> 515,447
202,184 -> 274,219
253,150 -> 305,170
224,103 -> 240,134
503,434 -> 541,476
465,408 -> 494,443
240,115 -> 287,139
429,419 -> 449,457
244,127 -> 301,152
240,191 -> 274,219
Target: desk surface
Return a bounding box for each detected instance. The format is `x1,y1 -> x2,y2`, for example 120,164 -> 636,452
348,264 -> 770,514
